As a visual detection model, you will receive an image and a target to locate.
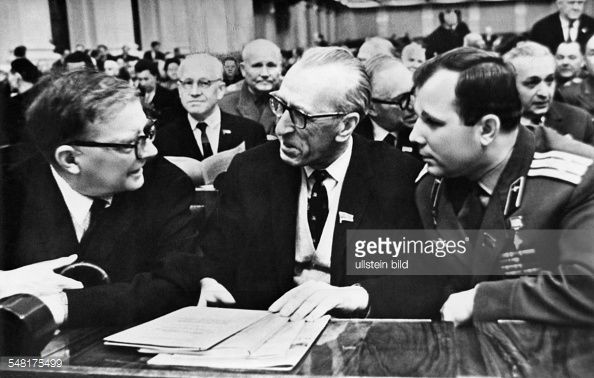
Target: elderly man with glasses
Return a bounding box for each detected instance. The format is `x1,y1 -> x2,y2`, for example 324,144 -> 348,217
196,47 -> 438,320
354,54 -> 420,159
1,70 -> 199,328
154,53 -> 266,163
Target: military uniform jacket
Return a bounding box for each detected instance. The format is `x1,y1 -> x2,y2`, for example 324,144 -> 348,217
415,125 -> 594,325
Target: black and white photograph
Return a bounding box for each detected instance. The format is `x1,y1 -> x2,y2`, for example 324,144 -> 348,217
1,0 -> 593,376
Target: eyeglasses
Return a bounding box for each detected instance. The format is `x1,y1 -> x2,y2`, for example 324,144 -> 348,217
269,94 -> 346,129
67,119 -> 157,159
371,91 -> 414,111
178,78 -> 222,90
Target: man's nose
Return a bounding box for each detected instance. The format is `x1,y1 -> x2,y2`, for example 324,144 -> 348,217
409,119 -> 425,145
274,111 -> 293,137
139,139 -> 158,160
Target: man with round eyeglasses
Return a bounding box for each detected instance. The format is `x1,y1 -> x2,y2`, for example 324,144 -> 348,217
198,47 -> 433,321
354,54 -> 420,159
1,70 -> 199,328
154,53 -> 265,163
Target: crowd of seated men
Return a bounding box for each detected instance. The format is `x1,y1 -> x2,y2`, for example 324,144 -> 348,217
0,0 -> 593,346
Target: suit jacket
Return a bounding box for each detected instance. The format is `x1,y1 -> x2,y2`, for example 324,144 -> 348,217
199,135 -> 443,318
154,111 -> 266,161
144,86 -> 180,121
1,155 -> 198,327
530,12 -> 594,53
545,101 -> 594,145
559,76 -> 594,116
354,116 -> 421,160
415,125 -> 594,325
218,82 -> 277,135
143,50 -> 165,61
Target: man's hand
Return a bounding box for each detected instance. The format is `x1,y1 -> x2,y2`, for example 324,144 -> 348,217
268,281 -> 369,321
197,278 -> 236,307
440,287 -> 477,326
0,254 -> 83,299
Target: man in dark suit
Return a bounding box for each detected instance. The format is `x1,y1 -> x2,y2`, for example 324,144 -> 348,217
411,47 -> 594,326
143,41 -> 165,61
560,34 -> 594,114
355,55 -> 420,159
530,0 -> 594,53
1,71 -> 198,327
503,41 -> 594,145
135,59 -> 179,121
198,47 -> 433,320
219,39 -> 282,135
155,54 -> 266,161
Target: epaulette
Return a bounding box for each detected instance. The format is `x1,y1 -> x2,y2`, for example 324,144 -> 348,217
415,164 -> 430,183
528,151 -> 593,185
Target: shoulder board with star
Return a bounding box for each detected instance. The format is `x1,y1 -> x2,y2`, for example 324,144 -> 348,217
415,164 -> 430,183
528,151 -> 594,185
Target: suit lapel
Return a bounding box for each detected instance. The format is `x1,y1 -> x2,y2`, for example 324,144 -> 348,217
218,112 -> 241,152
268,154 -> 301,288
180,117 -> 203,160
472,126 -> 536,276
330,138 -> 372,283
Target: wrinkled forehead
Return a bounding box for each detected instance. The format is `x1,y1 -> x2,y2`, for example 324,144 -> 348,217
179,62 -> 220,80
279,65 -> 349,112
512,56 -> 555,78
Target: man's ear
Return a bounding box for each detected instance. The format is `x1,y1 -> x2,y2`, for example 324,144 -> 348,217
367,102 -> 378,118
239,62 -> 247,78
54,145 -> 81,175
215,81 -> 226,100
335,112 -> 360,142
477,114 -> 500,147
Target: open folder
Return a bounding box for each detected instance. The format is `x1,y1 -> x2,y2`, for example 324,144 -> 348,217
103,307 -> 330,371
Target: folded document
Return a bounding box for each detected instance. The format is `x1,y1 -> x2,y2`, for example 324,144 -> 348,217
104,307 -> 330,371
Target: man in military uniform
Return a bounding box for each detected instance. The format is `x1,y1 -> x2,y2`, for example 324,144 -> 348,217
411,47 -> 594,325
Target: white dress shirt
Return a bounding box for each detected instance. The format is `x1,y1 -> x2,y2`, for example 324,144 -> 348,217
188,107 -> 222,155
560,15 -> 580,42
294,137 -> 353,285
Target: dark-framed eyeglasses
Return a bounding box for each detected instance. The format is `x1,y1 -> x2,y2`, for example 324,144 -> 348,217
178,78 -> 222,90
269,94 -> 346,129
67,119 -> 157,159
371,91 -> 414,111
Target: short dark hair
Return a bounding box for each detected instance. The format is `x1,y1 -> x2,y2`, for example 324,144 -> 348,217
11,58 -> 41,84
151,41 -> 161,49
413,47 -> 521,132
64,51 -> 95,70
164,58 -> 180,73
135,59 -> 160,77
26,70 -> 138,163
14,45 -> 27,58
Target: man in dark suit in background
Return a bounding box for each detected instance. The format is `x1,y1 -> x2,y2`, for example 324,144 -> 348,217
503,41 -> 594,144
143,41 -> 166,62
1,71 -> 198,327
198,47 -> 436,320
560,34 -> 594,114
155,53 -> 266,161
530,0 -> 594,54
135,59 -> 179,121
219,39 -> 282,135
355,54 -> 420,159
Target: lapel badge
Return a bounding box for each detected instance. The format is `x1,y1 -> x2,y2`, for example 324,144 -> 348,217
509,215 -> 525,250
504,176 -> 525,216
339,211 -> 354,223
402,146 -> 413,153
222,129 -> 232,135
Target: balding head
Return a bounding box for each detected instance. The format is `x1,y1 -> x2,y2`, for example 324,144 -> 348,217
357,37 -> 395,62
177,53 -> 226,120
240,39 -> 282,95
365,55 -> 413,131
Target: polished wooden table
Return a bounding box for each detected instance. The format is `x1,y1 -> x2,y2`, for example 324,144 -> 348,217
1,319 -> 592,377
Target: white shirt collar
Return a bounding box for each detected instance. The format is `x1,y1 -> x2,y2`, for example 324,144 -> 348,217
303,136 -> 353,187
50,166 -> 112,241
187,106 -> 222,130
370,119 -> 397,142
188,106 -> 222,154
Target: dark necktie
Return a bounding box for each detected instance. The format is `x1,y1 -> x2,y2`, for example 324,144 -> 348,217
86,199 -> 108,236
383,133 -> 396,147
308,170 -> 329,249
196,122 -> 213,159
457,183 -> 485,231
